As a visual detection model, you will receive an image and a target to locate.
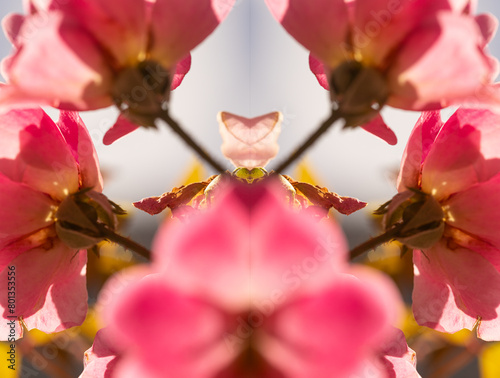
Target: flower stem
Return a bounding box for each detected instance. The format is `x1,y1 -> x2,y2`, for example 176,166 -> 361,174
273,109 -> 342,173
349,225 -> 402,260
158,110 -> 226,173
97,224 -> 151,260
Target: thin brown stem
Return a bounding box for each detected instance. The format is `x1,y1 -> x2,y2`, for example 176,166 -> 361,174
158,110 -> 226,173
273,109 -> 342,173
97,224 -> 151,260
349,225 -> 402,260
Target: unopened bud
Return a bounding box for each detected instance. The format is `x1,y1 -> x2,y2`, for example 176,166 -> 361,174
112,60 -> 172,126
329,60 -> 389,126
55,189 -> 118,249
384,189 -> 445,250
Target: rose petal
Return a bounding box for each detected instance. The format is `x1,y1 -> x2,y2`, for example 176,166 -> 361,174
2,14 -> 25,47
475,13 -> 498,46
12,109 -> 80,199
150,0 -> 235,68
57,111 -> 103,191
378,328 -> 420,378
360,114 -> 397,145
103,115 -> 140,146
0,173 -> 55,247
3,12 -> 113,111
0,243 -> 87,339
421,115 -> 483,200
413,244 -> 500,340
265,0 -> 349,67
445,173 -> 500,249
388,13 -> 495,111
80,328 -> 120,378
265,267 -> 402,377
171,54 -> 192,90
309,54 -> 329,90
218,111 -> 282,169
397,111 -> 443,191
68,0 -> 149,67
103,273 -> 231,377
153,184 -> 349,311
352,0 -> 435,67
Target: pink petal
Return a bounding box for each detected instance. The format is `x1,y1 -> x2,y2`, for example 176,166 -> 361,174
378,328 -> 420,378
2,14 -> 25,47
211,0 -> 236,21
170,54 -> 192,90
444,174 -> 500,249
153,183 -> 349,311
103,115 -> 140,145
218,111 -> 282,169
0,243 -> 87,339
464,82 -> 500,113
397,111 -> 443,192
57,111 -> 103,191
419,108 -> 500,200
150,0 -> 235,68
308,54 -> 329,90
3,12 -> 113,111
264,0 -> 349,67
0,173 -> 55,248
413,243 -> 500,340
0,108 -> 86,200
68,0 -> 149,67
0,108 -> 80,200
251,185 -> 349,301
103,273 -> 231,377
152,187 -> 251,310
475,13 -> 498,46
0,84 -> 55,112
352,0 -> 437,67
265,267 -> 402,377
387,13 -> 496,111
360,114 -> 397,145
81,328 -> 120,378
421,117 -> 482,200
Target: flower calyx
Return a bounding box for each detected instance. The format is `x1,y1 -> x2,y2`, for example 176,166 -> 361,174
112,60 -> 172,127
381,189 -> 446,250
55,188 -> 121,250
329,60 -> 389,127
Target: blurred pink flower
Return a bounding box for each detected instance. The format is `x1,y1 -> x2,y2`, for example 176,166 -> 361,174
397,108 -> 500,340
266,0 -> 499,144
0,108 -> 103,339
218,111 -> 283,170
83,183 -> 417,377
1,0 -> 234,143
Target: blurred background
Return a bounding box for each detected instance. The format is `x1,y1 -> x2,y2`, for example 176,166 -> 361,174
1,0 -> 500,246
1,1 -> 500,377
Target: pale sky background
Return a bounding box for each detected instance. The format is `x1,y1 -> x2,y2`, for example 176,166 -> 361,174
1,0 -> 500,244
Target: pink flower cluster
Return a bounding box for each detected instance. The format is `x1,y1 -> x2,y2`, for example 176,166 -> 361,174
82,184 -> 417,377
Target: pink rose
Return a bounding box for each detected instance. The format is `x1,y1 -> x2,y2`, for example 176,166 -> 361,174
0,108 -> 103,339
265,0 -> 499,144
396,108 -> 500,340
82,183 -> 417,377
1,0 -> 234,143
